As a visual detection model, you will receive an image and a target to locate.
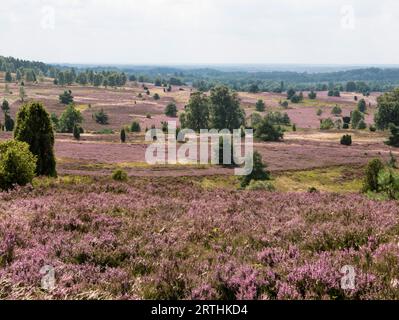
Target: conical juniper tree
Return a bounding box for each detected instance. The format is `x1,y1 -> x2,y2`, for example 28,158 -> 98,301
14,101 -> 57,177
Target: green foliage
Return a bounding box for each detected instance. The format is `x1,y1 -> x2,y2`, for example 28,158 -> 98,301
308,91 -> 317,99
153,93 -> 160,100
215,136 -> 235,167
280,100 -> 289,108
388,151 -> 397,169
254,117 -> 284,141
346,81 -> 357,92
0,140 -> 37,190
316,108 -> 323,116
357,99 -> 367,113
266,111 -> 290,125
4,114 -> 14,131
340,134 -> 352,146
328,89 -> 340,97
363,158 -> 384,192
246,180 -> 275,191
1,100 -> 9,113
375,89 -> 399,130
240,151 -> 271,188
292,123 -> 297,132
255,99 -> 265,112
130,121 -> 141,132
50,113 -> 59,130
58,104 -> 83,133
165,103 -> 177,117
120,128 -> 126,143
73,124 -> 81,140
250,112 -> 262,128
19,86 -> 26,102
5,71 -> 12,82
331,105 -> 342,115
357,120 -> 367,130
351,109 -> 363,129
93,108 -> 109,125
112,169 -> 128,182
209,86 -> 245,131
290,94 -> 301,103
320,118 -> 334,130
180,92 -> 209,131
287,88 -> 296,99
343,123 -> 349,129
14,101 -> 56,177
386,123 -> 399,147
377,169 -> 399,200
369,125 -> 377,132
248,84 -> 260,93
59,90 -> 74,105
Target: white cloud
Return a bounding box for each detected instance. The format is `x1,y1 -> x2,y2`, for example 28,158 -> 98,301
0,0 -> 398,64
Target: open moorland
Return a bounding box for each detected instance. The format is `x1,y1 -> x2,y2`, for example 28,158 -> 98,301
1,67 -> 399,300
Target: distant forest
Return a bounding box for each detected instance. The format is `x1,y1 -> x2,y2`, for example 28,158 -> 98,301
2,55 -> 399,93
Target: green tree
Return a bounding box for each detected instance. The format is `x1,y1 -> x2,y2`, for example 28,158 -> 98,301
4,114 -> 14,131
287,88 -> 296,99
58,104 -> 83,133
308,91 -> 317,99
351,109 -> 364,129
1,100 -> 10,113
340,134 -> 352,146
5,71 -> 12,82
153,93 -> 160,100
331,105 -> 342,115
120,128 -> 126,143
255,99 -> 265,112
254,117 -> 284,141
363,158 -> 384,192
0,140 -> 37,190
165,103 -> 178,117
93,108 -> 109,125
357,98 -> 367,113
59,90 -> 74,105
179,92 -> 209,131
375,89 -> 399,130
386,124 -> 399,147
130,121 -> 141,132
19,86 -> 27,102
209,86 -> 245,131
14,101 -> 57,177
320,118 -> 334,130
240,151 -> 271,188
346,81 -> 357,92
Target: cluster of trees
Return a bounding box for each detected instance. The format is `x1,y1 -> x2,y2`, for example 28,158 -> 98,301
55,69 -> 128,87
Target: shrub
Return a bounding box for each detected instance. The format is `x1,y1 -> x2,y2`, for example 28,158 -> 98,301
240,151 -> 271,188
308,91 -> 317,99
146,113 -> 152,119
14,101 -> 57,177
351,109 -> 363,129
153,93 -> 160,100
94,109 -> 109,125
331,105 -> 342,115
130,121 -> 141,132
357,99 -> 367,113
386,124 -> 399,147
363,158 -> 384,192
316,109 -> 323,116
320,118 -> 334,130
246,180 -> 275,191
378,169 -> 399,200
0,140 -> 37,190
340,134 -> 352,146
58,104 -> 83,133
369,125 -> 377,132
255,118 -> 284,141
120,128 -> 126,143
308,187 -> 318,193
292,123 -> 296,132
290,94 -> 301,103
357,120 -> 367,130
165,103 -> 177,117
4,114 -> 14,131
281,101 -> 289,108
343,123 -> 349,129
255,99 -> 265,112
59,90 -> 74,105
112,169 -> 128,182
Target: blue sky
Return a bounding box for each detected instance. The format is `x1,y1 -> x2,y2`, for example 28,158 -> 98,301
0,0 -> 398,65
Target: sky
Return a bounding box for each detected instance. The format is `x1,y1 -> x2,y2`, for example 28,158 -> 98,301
0,0 -> 399,65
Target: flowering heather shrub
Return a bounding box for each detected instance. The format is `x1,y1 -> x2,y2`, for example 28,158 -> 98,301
0,179 -> 399,299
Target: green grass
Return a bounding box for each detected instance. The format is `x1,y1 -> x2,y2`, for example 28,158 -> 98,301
274,166 -> 364,193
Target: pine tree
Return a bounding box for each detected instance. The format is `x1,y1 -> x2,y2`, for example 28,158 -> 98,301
120,128 -> 126,143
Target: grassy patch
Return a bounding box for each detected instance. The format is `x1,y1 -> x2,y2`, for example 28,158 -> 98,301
274,166 -> 363,192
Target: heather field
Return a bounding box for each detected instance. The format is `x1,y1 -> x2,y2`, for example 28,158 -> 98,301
1,177 -> 399,300
1,70 -> 399,302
